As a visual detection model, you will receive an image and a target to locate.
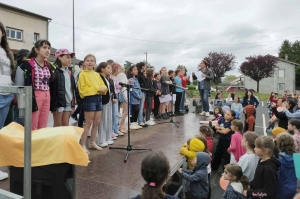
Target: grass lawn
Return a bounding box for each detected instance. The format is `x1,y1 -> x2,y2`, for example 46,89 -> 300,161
186,90 -> 270,101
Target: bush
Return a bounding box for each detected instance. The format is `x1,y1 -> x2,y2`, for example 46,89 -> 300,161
187,85 -> 196,90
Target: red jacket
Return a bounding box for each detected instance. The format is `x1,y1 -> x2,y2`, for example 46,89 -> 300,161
206,136 -> 213,153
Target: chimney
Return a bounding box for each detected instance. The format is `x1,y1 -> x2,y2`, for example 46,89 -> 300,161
285,54 -> 288,61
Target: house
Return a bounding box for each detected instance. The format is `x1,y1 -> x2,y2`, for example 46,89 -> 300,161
230,75 -> 245,86
0,2 -> 51,56
231,58 -> 299,94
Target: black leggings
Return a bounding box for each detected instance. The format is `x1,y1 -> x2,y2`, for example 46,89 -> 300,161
208,173 -> 211,199
175,92 -> 182,113
145,96 -> 153,121
211,138 -> 231,170
153,95 -> 160,116
130,104 -> 140,123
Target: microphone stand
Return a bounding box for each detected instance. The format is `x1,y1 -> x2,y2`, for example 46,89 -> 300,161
109,84 -> 151,163
157,83 -> 180,128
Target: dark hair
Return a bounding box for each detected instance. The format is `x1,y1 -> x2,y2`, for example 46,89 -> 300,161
154,73 -> 160,79
175,69 -> 181,76
255,136 -> 275,156
286,98 -> 296,110
278,97 -> 287,103
230,93 -> 235,99
127,65 -> 137,78
54,57 -> 62,68
107,59 -> 114,65
136,62 -> 146,72
146,68 -> 154,79
202,60 -> 208,67
234,96 -> 240,103
79,61 -> 84,67
141,152 -> 170,199
16,49 -> 29,66
214,106 -> 224,117
199,126 -> 213,137
28,39 -> 51,59
168,70 -> 174,76
231,119 -> 243,131
0,21 -> 15,81
160,67 -> 166,74
95,62 -> 109,74
289,118 -> 300,129
243,131 -> 258,150
195,135 -> 209,154
227,109 -> 236,118
275,133 -> 295,155
224,164 -> 249,190
215,92 -> 222,99
244,90 -> 254,98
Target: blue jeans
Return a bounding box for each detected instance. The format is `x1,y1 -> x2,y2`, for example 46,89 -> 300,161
199,89 -> 209,112
0,94 -> 14,129
180,90 -> 185,111
138,92 -> 145,124
112,100 -> 119,133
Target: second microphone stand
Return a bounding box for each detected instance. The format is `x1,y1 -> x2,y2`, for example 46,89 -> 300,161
109,84 -> 152,163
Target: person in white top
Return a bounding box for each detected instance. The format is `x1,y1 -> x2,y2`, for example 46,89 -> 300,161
238,131 -> 259,182
117,65 -> 130,132
0,21 -> 15,180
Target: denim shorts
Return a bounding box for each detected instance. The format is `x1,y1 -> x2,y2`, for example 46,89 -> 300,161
83,95 -> 103,112
57,105 -> 72,112
117,93 -> 125,103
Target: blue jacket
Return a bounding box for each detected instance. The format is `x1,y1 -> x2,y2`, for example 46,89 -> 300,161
129,77 -> 142,105
284,109 -> 300,119
223,184 -> 247,199
180,152 -> 210,199
277,152 -> 297,199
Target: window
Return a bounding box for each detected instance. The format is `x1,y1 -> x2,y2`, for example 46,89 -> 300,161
6,28 -> 22,40
34,33 -> 39,43
278,69 -> 285,78
278,83 -> 285,92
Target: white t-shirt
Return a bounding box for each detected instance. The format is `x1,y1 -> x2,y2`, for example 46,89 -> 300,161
0,48 -> 12,95
238,153 -> 260,182
117,73 -> 128,102
230,182 -> 243,193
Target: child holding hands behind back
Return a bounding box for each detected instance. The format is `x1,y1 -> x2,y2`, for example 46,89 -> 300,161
178,152 -> 210,199
227,119 -> 246,164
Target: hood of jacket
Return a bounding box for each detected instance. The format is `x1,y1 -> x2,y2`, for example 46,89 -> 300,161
194,152 -> 210,171
261,157 -> 281,171
189,138 -> 205,153
278,152 -> 294,168
245,105 -> 255,116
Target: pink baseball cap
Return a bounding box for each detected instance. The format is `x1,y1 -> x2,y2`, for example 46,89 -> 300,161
55,49 -> 75,58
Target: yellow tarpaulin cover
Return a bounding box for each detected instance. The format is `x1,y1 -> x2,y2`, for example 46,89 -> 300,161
0,122 -> 89,167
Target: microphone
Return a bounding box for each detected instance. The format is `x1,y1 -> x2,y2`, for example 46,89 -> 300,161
119,82 -> 129,87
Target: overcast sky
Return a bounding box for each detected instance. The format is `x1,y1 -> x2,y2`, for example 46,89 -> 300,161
2,0 -> 300,76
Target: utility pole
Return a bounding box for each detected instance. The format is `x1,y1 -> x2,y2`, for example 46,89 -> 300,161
72,0 -> 75,69
145,52 -> 147,65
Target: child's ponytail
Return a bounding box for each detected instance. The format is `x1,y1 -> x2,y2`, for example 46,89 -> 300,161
141,184 -> 164,199
240,175 -> 249,190
28,47 -> 37,59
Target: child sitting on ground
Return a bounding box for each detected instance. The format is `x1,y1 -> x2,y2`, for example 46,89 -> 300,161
244,105 -> 255,132
222,164 -> 249,199
178,152 -> 210,199
131,152 -> 179,199
238,131 -> 259,182
180,138 -> 205,170
275,133 -> 297,199
244,136 -> 281,199
227,119 -> 246,164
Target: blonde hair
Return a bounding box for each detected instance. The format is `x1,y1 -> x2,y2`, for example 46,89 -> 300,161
255,136 -> 275,156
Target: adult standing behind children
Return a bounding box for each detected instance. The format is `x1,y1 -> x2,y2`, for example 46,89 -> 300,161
50,49 -> 76,127
192,60 -> 213,117
136,62 -> 148,127
78,54 -> 107,154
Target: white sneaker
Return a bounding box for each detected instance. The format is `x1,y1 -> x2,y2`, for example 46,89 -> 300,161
113,133 -> 118,137
107,140 -> 114,145
130,123 -> 139,130
205,112 -> 210,117
112,136 -> 117,140
99,143 -> 108,148
199,111 -> 205,115
132,122 -> 143,129
150,117 -> 155,121
145,120 -> 155,126
0,170 -> 8,181
116,131 -> 124,136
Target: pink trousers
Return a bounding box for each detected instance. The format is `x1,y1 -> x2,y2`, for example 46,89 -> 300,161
32,90 -> 50,130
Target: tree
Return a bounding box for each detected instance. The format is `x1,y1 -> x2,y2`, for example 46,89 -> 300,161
278,40 -> 300,64
239,55 -> 278,92
223,75 -> 237,84
203,52 -> 236,87
124,61 -> 133,72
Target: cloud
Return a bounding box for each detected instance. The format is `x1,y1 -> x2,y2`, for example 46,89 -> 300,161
2,0 -> 300,75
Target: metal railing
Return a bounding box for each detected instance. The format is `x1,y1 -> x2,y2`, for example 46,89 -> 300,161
0,86 -> 32,199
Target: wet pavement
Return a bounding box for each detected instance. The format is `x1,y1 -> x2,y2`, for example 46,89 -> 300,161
0,101 -> 269,199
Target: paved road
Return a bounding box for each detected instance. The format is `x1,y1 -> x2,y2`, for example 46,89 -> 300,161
187,99 -> 270,198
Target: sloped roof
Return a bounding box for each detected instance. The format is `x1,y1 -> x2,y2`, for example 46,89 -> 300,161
0,2 -> 51,21
278,58 -> 299,66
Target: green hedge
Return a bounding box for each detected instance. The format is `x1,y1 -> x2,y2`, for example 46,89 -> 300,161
187,85 -> 196,90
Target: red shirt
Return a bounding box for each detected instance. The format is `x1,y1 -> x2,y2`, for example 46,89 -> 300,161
206,136 -> 213,153
179,75 -> 187,88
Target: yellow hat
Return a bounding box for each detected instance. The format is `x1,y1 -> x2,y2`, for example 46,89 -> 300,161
272,127 -> 286,137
